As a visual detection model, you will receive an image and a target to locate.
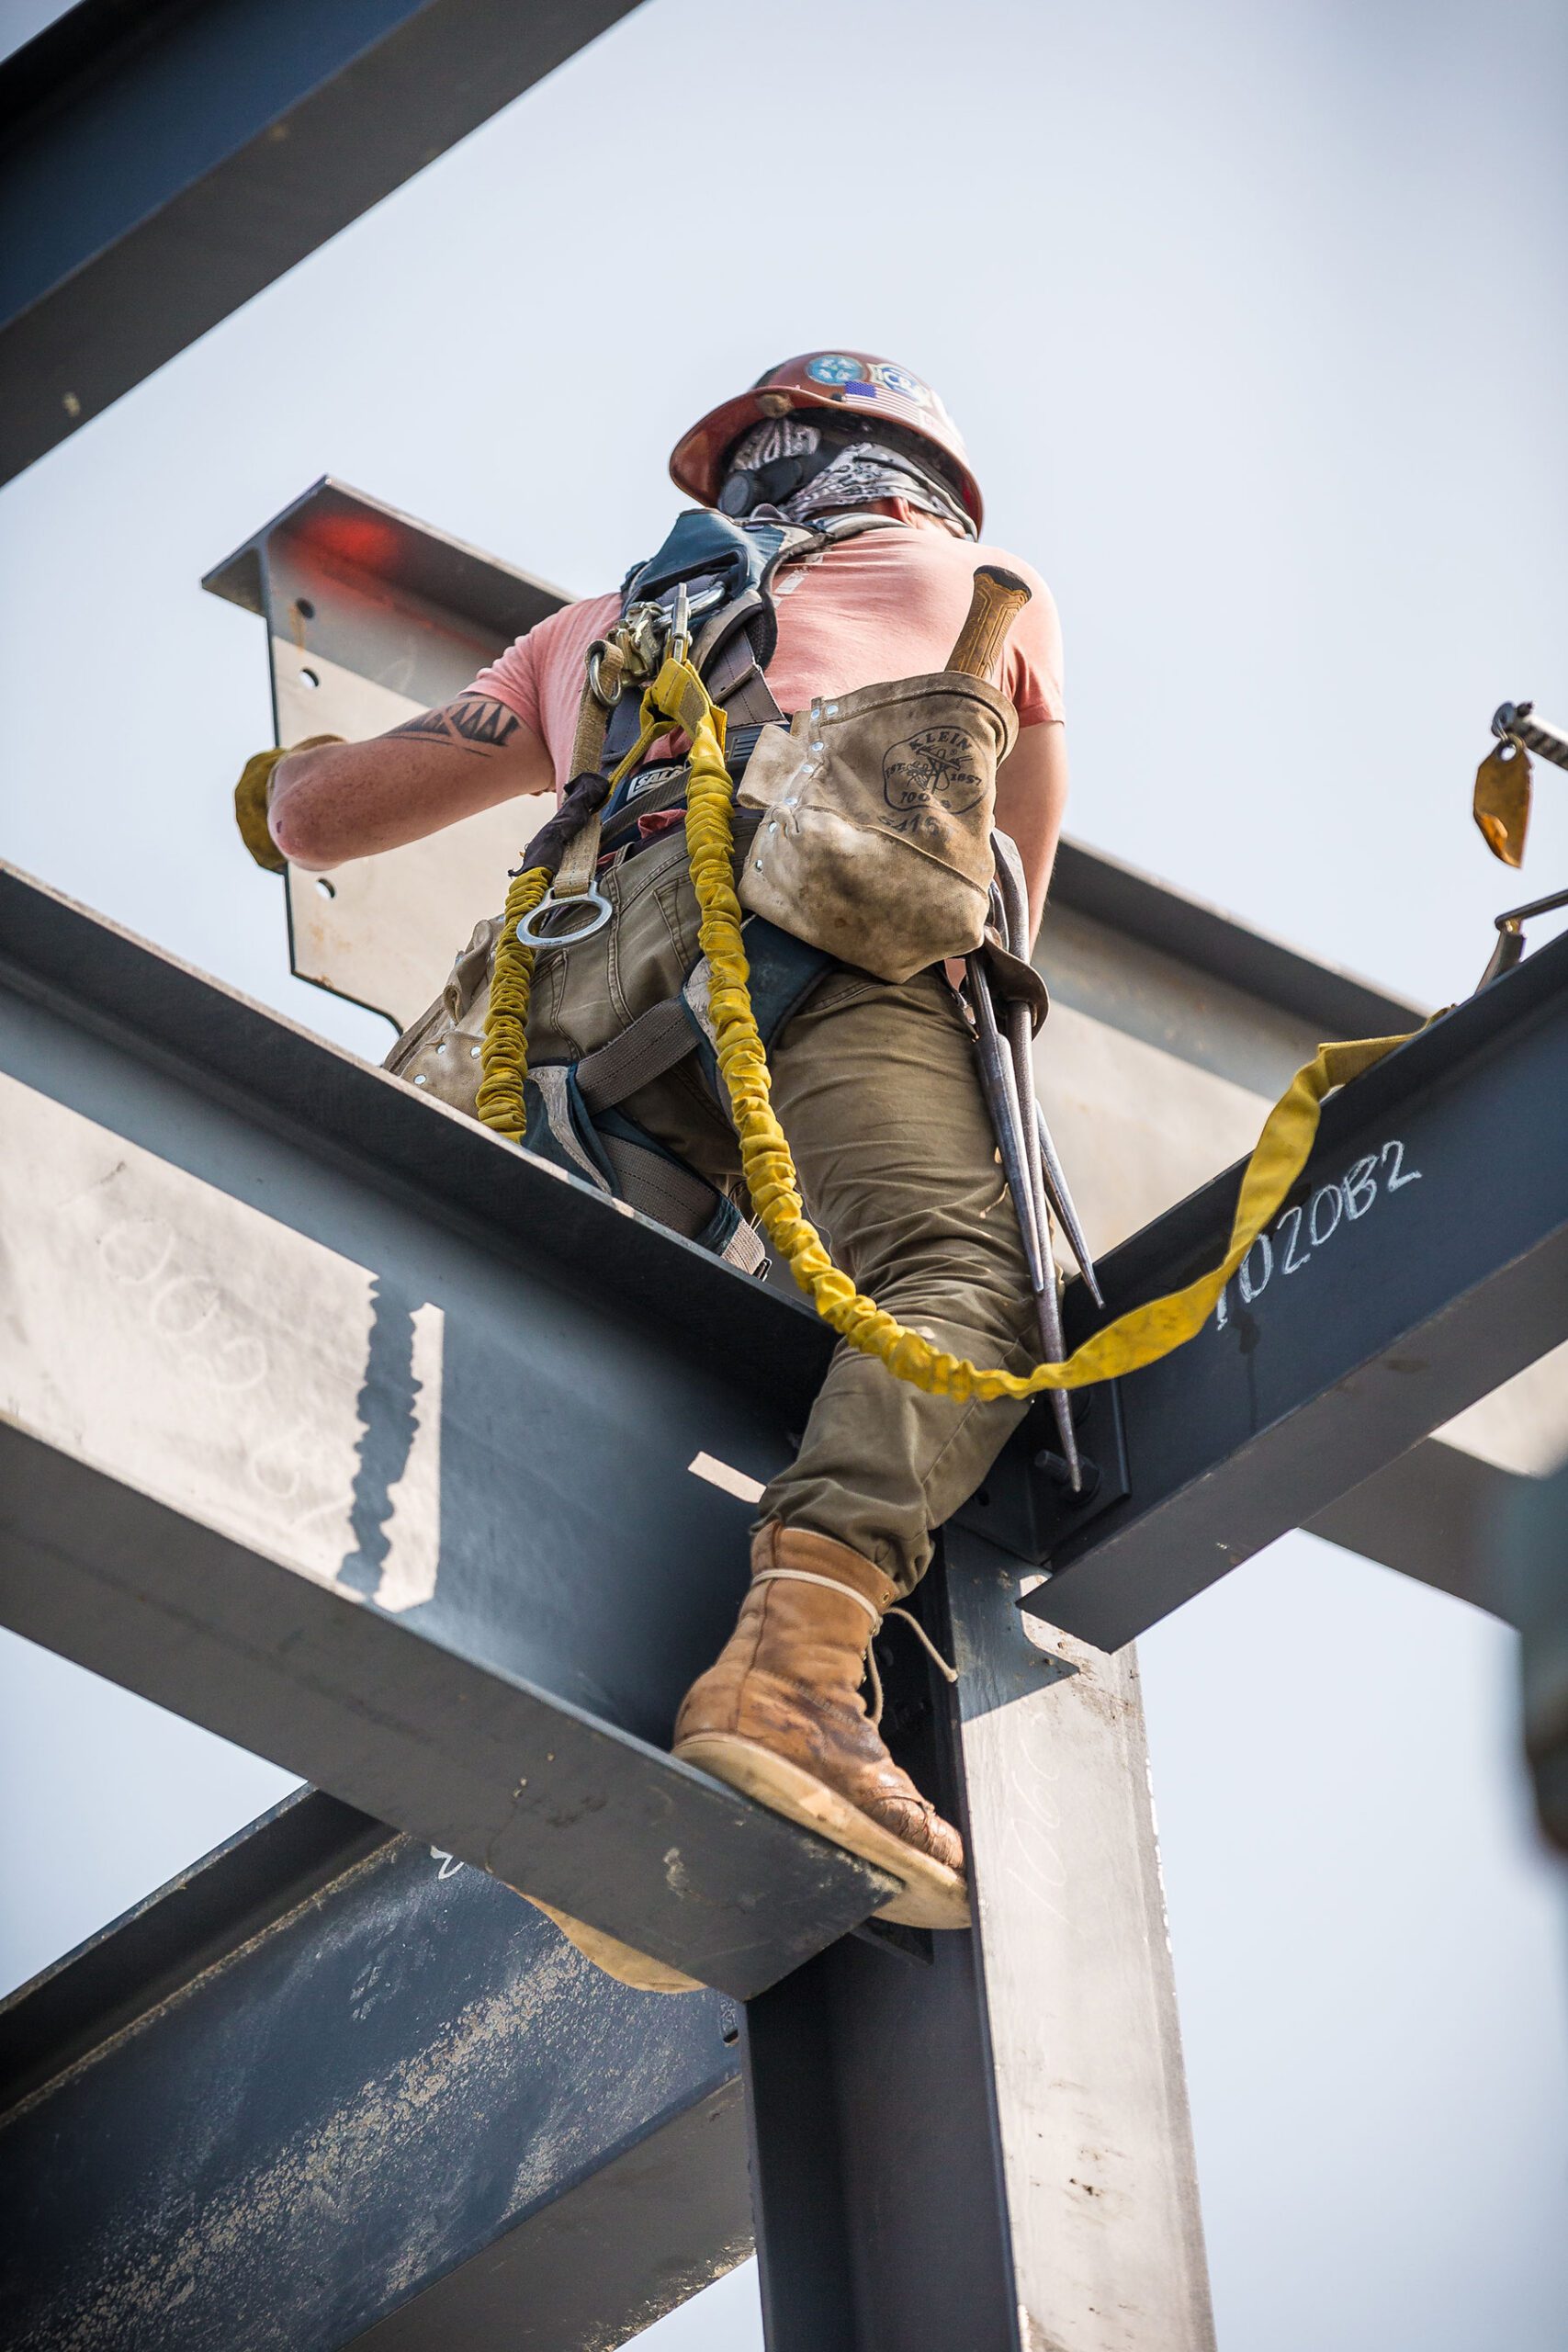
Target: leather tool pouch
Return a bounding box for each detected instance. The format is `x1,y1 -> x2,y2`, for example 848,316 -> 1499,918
735,672 -> 1018,983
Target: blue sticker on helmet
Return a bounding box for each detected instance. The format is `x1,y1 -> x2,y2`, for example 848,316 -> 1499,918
806,354 -> 868,386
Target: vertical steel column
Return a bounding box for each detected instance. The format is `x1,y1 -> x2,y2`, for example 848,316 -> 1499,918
741,1549 -> 1017,2352
1506,1459 -> 1568,1857
950,1524 -> 1213,2349
743,1520 -> 1213,2352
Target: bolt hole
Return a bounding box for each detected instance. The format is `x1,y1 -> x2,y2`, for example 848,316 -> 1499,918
720,2023 -> 740,2045
299,666 -> 320,689
316,876 -> 336,899
295,597 -> 315,620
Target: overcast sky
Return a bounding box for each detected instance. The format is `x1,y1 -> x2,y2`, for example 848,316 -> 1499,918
3,3 -> 1566,2347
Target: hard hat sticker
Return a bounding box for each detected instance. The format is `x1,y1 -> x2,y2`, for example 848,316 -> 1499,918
806,354 -> 868,386
872,363 -> 930,404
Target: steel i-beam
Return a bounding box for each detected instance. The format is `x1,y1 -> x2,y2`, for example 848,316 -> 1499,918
0,1789 -> 750,2351
0,861 -> 1216,2346
0,0 -> 646,483
744,1526 -> 1213,2352
0,862 -> 895,1996
203,476 -> 565,1034
1022,930 -> 1568,1649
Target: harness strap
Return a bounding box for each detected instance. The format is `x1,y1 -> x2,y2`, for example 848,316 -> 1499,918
599,1130 -> 723,1236
553,810 -> 607,903
596,1123 -> 765,1276
527,1046 -> 766,1273
577,997 -> 698,1112
529,1064 -> 607,1190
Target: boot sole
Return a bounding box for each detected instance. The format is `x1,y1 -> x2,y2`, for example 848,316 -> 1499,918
672,1731 -> 971,1931
512,1889 -> 705,1994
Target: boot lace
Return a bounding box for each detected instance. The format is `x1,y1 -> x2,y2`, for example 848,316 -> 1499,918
750,1566 -> 959,1726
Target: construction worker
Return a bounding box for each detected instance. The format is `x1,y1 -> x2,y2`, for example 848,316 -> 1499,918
265,353 -> 1068,1941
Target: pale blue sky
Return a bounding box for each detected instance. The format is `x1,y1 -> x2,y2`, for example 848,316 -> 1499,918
3,4 -> 1566,2347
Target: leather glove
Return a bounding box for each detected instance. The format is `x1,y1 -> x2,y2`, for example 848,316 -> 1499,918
233,737 -> 344,873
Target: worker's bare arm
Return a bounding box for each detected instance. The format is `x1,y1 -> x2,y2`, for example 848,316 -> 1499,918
267,695 -> 556,872
994,719 -> 1068,946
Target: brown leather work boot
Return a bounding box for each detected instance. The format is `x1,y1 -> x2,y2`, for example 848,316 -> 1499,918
672,1524 -> 969,1930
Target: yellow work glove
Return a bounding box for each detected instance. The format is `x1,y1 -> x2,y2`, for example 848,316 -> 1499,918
233,737 -> 344,873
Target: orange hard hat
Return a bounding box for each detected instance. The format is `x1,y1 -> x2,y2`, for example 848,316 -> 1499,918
670,351 -> 984,532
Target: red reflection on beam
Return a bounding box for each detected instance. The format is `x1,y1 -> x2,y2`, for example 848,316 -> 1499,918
304,514 -> 402,571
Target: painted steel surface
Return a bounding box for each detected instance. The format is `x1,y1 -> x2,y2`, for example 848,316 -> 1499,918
1031,928 -> 1568,1647
0,0 -> 646,482
743,1528 -> 1213,2352
206,479 -> 567,1034
0,867 -> 894,1995
0,1792 -> 750,2351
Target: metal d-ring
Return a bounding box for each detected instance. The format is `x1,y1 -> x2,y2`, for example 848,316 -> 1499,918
513,888 -> 615,949
586,642 -> 625,707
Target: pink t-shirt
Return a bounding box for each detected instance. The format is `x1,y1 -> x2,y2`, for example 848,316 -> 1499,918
468,509 -> 1064,789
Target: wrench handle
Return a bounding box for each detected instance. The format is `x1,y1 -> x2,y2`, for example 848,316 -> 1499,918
947,565 -> 1032,682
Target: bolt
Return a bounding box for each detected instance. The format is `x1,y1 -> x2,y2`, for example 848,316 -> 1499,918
1035,1449 -> 1100,1500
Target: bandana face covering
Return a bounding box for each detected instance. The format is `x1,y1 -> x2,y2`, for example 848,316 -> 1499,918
720,418 -> 976,540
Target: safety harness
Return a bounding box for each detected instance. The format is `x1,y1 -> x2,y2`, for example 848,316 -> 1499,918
478,509 -> 896,1272
479,518 -> 1424,1401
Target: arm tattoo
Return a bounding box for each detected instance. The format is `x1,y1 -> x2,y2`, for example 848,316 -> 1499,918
389,695 -> 522,756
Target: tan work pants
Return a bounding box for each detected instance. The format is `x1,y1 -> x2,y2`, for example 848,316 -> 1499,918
517,831 -> 1037,1595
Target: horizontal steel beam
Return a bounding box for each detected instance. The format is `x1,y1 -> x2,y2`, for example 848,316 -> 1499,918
1048,838 -> 1421,1045
0,865 -> 895,1996
1303,1441 -> 1530,1624
1027,931 -> 1568,1649
0,0 -> 643,484
202,473 -> 570,647
1,864 -> 1218,2342
0,1789 -> 750,2350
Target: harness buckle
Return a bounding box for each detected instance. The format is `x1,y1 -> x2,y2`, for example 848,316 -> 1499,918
513,888 -> 615,949
668,582 -> 693,672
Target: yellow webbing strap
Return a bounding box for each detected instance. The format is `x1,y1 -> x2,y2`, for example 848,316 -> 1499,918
475,660 -> 703,1136
479,650 -> 1419,1400
672,655 -> 1418,1403
476,864 -> 551,1136
472,658 -> 682,1143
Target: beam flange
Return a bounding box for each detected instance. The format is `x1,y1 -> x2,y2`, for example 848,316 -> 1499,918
0,0 -> 645,484
0,865 -> 895,1996
1028,934 -> 1568,1649
0,1790 -> 750,2352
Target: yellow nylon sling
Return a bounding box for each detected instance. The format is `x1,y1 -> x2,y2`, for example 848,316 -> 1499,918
481,652 -> 1418,1404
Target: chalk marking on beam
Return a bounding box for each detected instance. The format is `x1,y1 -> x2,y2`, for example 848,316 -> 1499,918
688,1453 -> 765,1505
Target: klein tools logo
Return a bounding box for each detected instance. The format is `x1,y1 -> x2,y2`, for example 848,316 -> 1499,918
882,726 -> 986,832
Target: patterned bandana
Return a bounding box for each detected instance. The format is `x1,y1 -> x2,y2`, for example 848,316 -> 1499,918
722,419 -> 976,540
